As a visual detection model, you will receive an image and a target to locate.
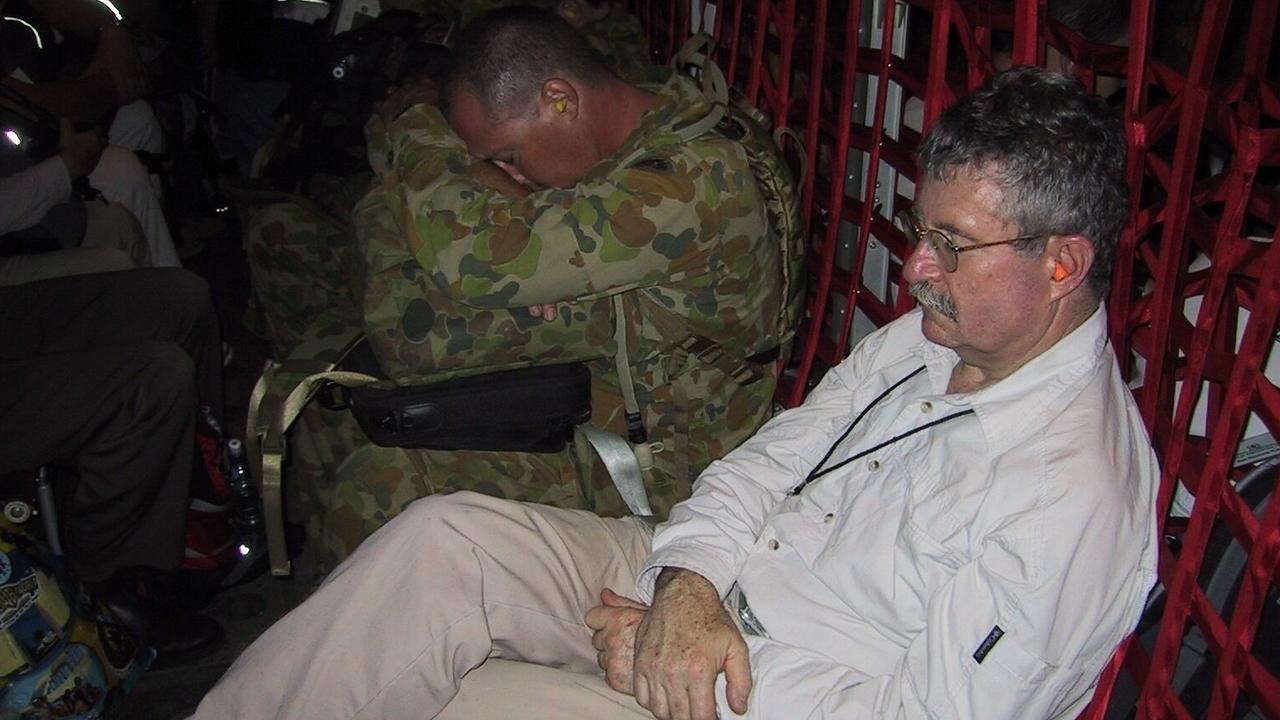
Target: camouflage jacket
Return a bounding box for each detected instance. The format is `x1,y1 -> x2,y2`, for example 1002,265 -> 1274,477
353,72 -> 799,509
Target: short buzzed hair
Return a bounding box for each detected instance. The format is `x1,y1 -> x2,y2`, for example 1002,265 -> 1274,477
443,6 -> 612,121
919,66 -> 1128,298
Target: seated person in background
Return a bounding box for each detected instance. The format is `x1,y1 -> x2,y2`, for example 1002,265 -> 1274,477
191,66 -> 1158,720
0,117 -> 153,282
0,268 -> 226,664
3,0 -> 180,265
247,7 -> 798,567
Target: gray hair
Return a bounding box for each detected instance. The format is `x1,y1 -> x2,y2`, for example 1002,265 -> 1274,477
918,66 -> 1128,298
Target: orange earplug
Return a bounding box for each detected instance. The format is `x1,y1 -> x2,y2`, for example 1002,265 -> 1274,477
1053,263 -> 1069,282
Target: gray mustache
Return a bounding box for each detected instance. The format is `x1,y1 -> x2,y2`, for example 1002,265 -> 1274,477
909,281 -> 959,322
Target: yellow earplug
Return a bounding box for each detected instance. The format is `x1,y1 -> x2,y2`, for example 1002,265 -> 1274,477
555,99 -> 568,113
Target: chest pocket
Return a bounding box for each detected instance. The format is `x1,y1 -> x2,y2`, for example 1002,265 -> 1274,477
895,436 -> 982,600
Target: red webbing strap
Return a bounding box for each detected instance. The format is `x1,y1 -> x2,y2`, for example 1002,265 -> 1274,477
1010,0 -> 1038,66
780,0 -> 868,408
1077,635 -> 1132,719
828,0 -> 901,358
1116,0 -> 1280,705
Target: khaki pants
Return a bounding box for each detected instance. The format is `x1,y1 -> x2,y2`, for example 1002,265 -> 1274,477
88,146 -> 180,267
192,492 -> 656,719
439,660 -> 653,719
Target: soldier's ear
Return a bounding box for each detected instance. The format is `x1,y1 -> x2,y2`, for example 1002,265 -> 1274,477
540,78 -> 579,121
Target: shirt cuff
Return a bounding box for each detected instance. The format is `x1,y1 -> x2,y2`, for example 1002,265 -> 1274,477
635,548 -> 738,604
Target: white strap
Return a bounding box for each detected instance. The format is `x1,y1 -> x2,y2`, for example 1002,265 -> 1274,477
575,425 -> 654,517
612,294 -> 643,421
258,368 -> 379,576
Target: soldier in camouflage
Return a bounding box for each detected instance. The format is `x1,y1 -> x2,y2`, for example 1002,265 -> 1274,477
244,0 -> 659,360
252,7 -> 800,569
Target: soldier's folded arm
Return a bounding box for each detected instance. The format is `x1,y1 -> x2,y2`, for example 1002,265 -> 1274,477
386,104 -> 755,310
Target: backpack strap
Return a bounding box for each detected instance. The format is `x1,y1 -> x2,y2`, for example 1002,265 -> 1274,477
589,38 -> 800,499
635,292 -> 775,386
597,294 -> 661,514
670,34 -> 807,351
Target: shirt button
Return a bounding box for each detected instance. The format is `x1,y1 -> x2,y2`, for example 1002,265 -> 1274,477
868,459 -> 880,471
823,513 -> 835,524
921,401 -> 933,412
768,539 -> 780,550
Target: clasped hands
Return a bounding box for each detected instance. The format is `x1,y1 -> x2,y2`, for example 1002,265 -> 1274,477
585,569 -> 752,720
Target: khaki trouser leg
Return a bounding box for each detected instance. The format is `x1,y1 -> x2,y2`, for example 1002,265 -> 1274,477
81,201 -> 151,267
191,491 -> 655,720
439,659 -> 653,719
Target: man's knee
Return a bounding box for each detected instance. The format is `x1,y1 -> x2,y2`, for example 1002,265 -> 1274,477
158,267 -> 213,311
398,491 -> 502,526
374,491 -> 528,550
135,267 -> 216,330
134,341 -> 197,395
82,202 -> 149,265
104,341 -> 198,435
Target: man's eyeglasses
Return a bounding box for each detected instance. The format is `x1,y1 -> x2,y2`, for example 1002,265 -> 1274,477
897,209 -> 1047,273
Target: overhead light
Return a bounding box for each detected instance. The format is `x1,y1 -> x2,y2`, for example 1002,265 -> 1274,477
2,16 -> 43,48
4,130 -> 21,147
92,0 -> 124,23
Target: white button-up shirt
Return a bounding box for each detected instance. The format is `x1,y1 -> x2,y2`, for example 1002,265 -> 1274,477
638,306 -> 1159,720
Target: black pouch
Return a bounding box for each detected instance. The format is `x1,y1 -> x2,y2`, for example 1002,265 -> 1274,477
326,339 -> 592,454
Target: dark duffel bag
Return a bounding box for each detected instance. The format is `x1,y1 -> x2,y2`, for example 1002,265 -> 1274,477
324,339 -> 593,454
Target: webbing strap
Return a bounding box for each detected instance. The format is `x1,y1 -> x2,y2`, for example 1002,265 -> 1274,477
671,335 -> 764,386
245,361 -> 275,486
637,293 -> 767,387
773,125 -> 807,196
574,425 -> 653,517
672,380 -> 691,488
257,367 -> 379,575
671,33 -> 730,105
612,294 -> 641,420
247,357 -> 337,483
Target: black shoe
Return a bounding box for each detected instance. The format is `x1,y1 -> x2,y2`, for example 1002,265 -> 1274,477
87,569 -> 225,668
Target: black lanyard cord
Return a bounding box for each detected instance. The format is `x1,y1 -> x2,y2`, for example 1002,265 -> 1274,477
788,366 -> 974,496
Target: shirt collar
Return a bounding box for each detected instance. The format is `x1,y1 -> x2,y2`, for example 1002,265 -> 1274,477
911,303 -> 1110,457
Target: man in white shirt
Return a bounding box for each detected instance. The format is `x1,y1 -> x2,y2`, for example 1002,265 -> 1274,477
191,65 -> 1158,720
